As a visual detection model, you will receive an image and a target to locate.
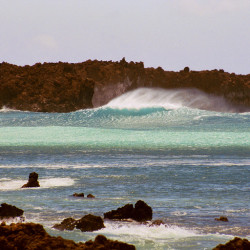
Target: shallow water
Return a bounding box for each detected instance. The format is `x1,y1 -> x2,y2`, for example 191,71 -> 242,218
0,88 -> 249,249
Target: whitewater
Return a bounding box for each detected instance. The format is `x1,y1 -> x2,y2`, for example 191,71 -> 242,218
0,88 -> 249,249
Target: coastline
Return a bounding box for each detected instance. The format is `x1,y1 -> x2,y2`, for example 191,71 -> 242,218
1,59 -> 249,113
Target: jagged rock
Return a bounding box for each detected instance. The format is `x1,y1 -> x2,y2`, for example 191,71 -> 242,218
150,220 -> 164,226
21,172 -> 40,188
73,193 -> 84,197
76,214 -> 105,232
0,203 -> 24,219
0,222 -> 135,249
104,200 -> 152,222
0,60 -> 249,112
53,214 -> 105,232
104,204 -> 134,220
132,200 -> 152,222
215,216 -> 229,222
87,194 -> 95,198
213,237 -> 250,250
53,218 -> 77,231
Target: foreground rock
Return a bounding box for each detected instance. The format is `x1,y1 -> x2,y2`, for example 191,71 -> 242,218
1,60 -> 249,112
53,214 -> 105,232
0,222 -> 135,249
21,172 -> 40,188
213,237 -> 250,250
0,203 -> 24,219
104,200 -> 152,222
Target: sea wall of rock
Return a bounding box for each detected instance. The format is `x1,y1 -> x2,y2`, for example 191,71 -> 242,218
0,59 -> 249,112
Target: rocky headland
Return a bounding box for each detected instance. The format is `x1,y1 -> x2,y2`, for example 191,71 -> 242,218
0,59 -> 249,112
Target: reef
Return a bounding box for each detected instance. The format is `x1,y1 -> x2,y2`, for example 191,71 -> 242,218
0,222 -> 135,250
0,59 -> 249,112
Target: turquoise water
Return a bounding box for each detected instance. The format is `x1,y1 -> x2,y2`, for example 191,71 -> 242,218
0,89 -> 249,249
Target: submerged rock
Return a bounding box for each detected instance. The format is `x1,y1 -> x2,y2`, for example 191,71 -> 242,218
104,200 -> 152,222
53,214 -> 104,232
0,203 -> 24,219
212,237 -> 250,250
21,172 -> 40,188
0,222 -> 135,249
215,216 -> 229,222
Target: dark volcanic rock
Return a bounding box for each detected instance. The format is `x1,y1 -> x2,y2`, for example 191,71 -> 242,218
0,222 -> 135,249
76,214 -> 105,232
21,172 -> 40,188
0,60 -> 249,112
53,214 -> 105,232
215,216 -> 229,222
0,203 -> 24,219
87,194 -> 95,198
73,193 -> 84,197
104,200 -> 152,222
132,200 -> 152,222
53,218 -> 77,231
212,237 -> 250,250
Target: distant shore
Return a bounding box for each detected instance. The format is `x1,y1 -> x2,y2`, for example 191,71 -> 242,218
0,59 -> 249,112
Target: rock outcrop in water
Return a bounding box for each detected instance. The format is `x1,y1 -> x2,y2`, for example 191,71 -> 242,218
0,59 -> 249,112
104,200 -> 152,222
0,222 -> 135,249
53,214 -> 105,232
0,203 -> 24,219
21,172 -> 40,188
212,237 -> 250,250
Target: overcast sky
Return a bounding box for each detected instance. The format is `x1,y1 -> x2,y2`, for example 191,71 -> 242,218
1,0 -> 249,74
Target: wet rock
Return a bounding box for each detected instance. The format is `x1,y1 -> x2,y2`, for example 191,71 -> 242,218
21,172 -> 40,188
0,203 -> 24,219
215,216 -> 229,222
53,214 -> 105,232
76,214 -> 105,232
87,194 -> 95,198
0,222 -> 135,249
53,218 -> 77,231
132,200 -> 153,222
212,237 -> 250,250
73,193 -> 84,197
150,220 -> 164,226
104,200 -> 152,222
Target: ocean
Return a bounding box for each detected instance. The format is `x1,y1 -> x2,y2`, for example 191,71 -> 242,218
0,88 -> 249,249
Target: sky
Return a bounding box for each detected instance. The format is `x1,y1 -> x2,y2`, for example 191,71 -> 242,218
1,0 -> 250,74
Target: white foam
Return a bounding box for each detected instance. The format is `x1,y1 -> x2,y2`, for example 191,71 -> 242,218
105,88 -> 240,113
0,177 -> 74,191
99,221 -> 199,240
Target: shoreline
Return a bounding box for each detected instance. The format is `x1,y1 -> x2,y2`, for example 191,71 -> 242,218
1,59 -> 250,113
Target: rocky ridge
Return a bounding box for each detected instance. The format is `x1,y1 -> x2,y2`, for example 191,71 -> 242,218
0,59 -> 249,112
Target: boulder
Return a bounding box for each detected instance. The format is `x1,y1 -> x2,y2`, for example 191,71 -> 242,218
0,203 -> 24,219
53,218 -> 77,231
87,194 -> 95,198
104,204 -> 134,220
73,193 -> 84,197
76,214 -> 105,232
21,172 -> 40,188
132,200 -> 152,222
213,237 -> 250,250
215,216 -> 228,222
0,222 -> 135,249
53,214 -> 105,232
104,200 -> 152,222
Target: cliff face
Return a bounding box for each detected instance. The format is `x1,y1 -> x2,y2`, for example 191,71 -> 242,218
0,59 -> 249,112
